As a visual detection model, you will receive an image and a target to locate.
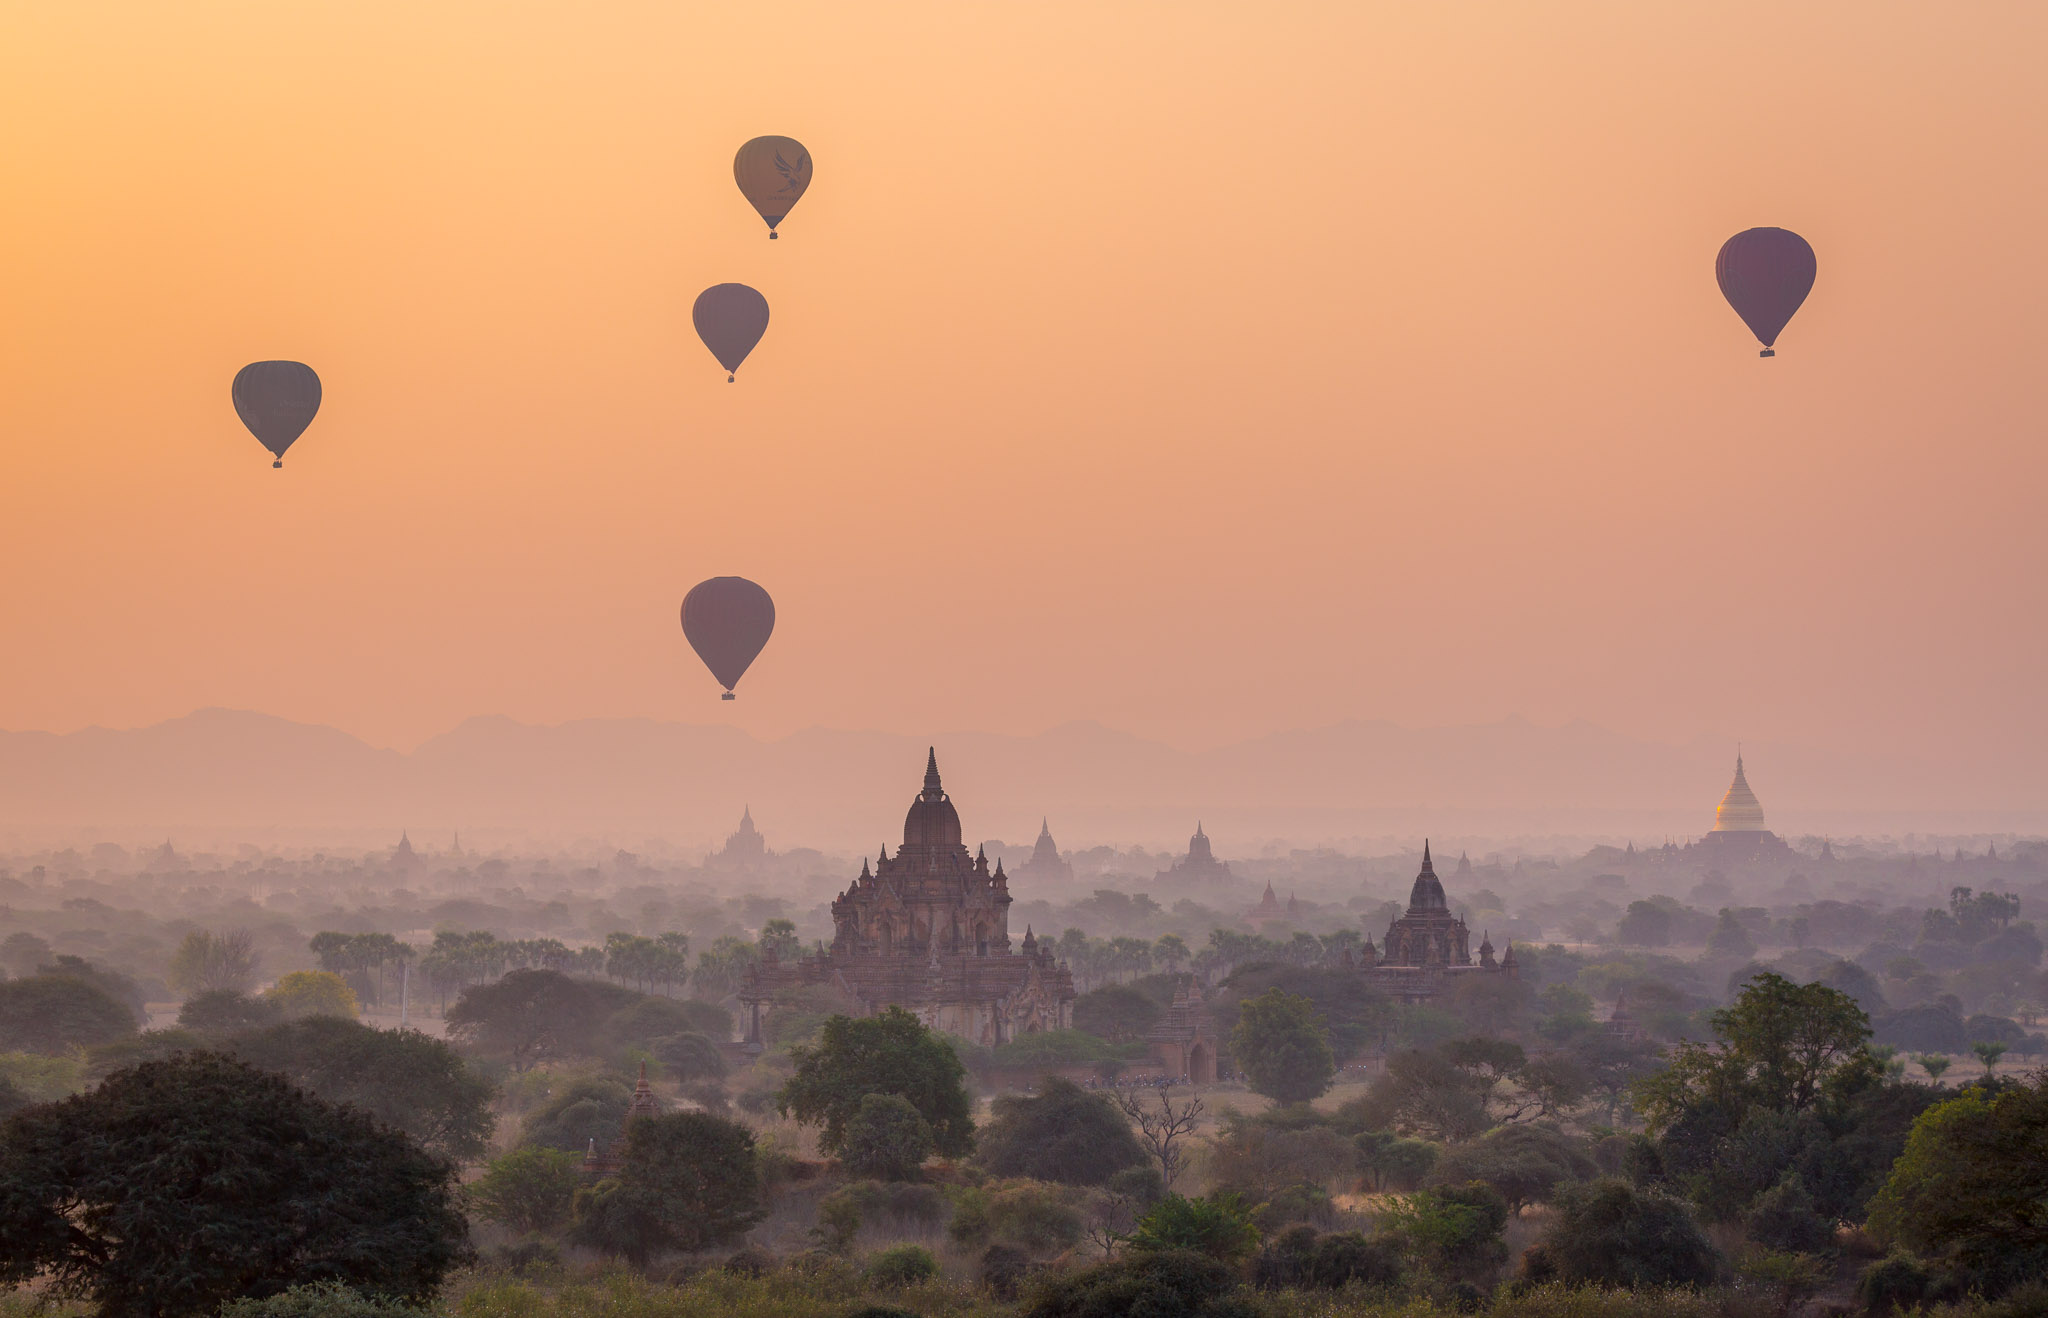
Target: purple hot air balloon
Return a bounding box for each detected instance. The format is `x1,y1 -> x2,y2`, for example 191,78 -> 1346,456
681,577 -> 775,700
692,284 -> 770,382
1716,228 -> 1817,357
232,361 -> 322,468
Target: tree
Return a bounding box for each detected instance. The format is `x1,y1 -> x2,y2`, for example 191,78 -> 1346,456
263,970 -> 359,1020
1433,1123 -> 1595,1211
0,1053 -> 467,1317
1972,1039 -> 2009,1079
1534,1177 -> 1722,1290
1154,934 -> 1191,974
1074,984 -> 1162,1043
979,1076 -> 1146,1185
178,989 -> 284,1036
1915,1053 -> 1952,1083
1026,1249 -> 1246,1318
1355,1130 -> 1439,1191
1636,972 -> 1877,1132
38,956 -> 148,1025
1868,1072 -> 2048,1293
0,932 -> 52,978
1379,1182 -> 1511,1283
757,918 -> 800,961
653,1031 -> 727,1083
0,974 -> 136,1054
519,1075 -> 633,1152
1229,988 -> 1336,1105
1126,1193 -> 1262,1263
228,1016 -> 496,1161
841,1093 -> 935,1180
167,929 -> 262,995
1111,1082 -> 1207,1192
1707,910 -> 1758,959
1618,901 -> 1673,947
567,1112 -> 763,1266
446,969 -> 627,1072
778,1007 -> 974,1157
468,1146 -> 584,1233
217,1282 -> 430,1318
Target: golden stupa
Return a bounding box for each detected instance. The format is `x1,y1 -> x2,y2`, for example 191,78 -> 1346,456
1711,754 -> 1768,833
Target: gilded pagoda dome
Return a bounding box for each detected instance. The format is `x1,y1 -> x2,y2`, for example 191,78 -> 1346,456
1711,754 -> 1768,833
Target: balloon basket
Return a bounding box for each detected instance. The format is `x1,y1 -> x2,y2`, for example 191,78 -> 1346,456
769,232 -> 779,240
1759,349 -> 1775,358
721,692 -> 736,701
727,374 -> 736,383
272,460 -> 283,468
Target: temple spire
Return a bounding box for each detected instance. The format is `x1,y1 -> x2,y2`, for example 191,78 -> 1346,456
923,747 -> 943,799
1421,839 -> 1434,872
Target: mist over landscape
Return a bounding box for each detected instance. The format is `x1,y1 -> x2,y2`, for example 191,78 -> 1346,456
6,3 -> 2048,1316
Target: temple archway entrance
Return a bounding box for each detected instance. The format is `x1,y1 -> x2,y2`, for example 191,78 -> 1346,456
1187,1042 -> 1214,1084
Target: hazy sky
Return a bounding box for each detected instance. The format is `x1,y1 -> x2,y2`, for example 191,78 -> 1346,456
2,2 -> 2044,774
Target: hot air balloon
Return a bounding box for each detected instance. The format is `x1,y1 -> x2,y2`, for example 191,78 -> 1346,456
1716,228 -> 1816,357
734,136 -> 812,239
232,361 -> 322,468
681,576 -> 775,700
692,284 -> 770,382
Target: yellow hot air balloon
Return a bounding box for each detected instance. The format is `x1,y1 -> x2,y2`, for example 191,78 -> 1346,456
734,136 -> 812,239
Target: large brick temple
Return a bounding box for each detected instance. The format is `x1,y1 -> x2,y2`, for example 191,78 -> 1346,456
739,750 -> 1076,1047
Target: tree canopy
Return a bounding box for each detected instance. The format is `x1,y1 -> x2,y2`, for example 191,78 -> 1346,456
0,1052 -> 467,1318
228,1016 -> 496,1161
0,974 -> 136,1054
567,1112 -> 763,1266
778,1007 -> 974,1157
1228,988 -> 1336,1105
977,1076 -> 1146,1186
1869,1071 -> 2048,1294
1636,972 -> 1877,1131
446,969 -> 634,1072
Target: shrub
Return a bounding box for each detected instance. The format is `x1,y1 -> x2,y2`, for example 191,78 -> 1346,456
1025,1249 -> 1247,1318
1745,1173 -> 1834,1255
840,1093 -> 934,1181
468,1146 -> 584,1233
1541,1176 -> 1723,1289
863,1244 -> 938,1288
1126,1192 -> 1262,1263
981,1243 -> 1030,1299
1856,1250 -> 1939,1313
1379,1182 -> 1511,1283
949,1180 -> 1086,1255
976,1076 -> 1146,1186
177,989 -> 284,1036
216,1282 -> 429,1318
723,1245 -> 776,1277
1434,1123 -> 1596,1210
1356,1129 -> 1441,1191
1251,1181 -> 1336,1232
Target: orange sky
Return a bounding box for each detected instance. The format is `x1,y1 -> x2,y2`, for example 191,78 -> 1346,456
2,2 -> 2044,778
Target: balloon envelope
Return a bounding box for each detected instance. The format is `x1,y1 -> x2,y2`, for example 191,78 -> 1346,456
232,361 -> 322,463
733,136 -> 812,236
692,284 -> 770,379
1715,228 -> 1816,354
681,576 -> 775,696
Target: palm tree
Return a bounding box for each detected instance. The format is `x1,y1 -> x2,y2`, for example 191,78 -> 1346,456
1915,1054 -> 1952,1084
1971,1040 -> 2009,1080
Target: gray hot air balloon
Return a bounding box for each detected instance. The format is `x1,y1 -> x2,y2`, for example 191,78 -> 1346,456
681,576 -> 775,699
692,284 -> 770,382
232,361 -> 322,468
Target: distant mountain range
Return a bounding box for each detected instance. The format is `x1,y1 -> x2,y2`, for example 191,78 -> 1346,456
1,709 -> 2040,851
